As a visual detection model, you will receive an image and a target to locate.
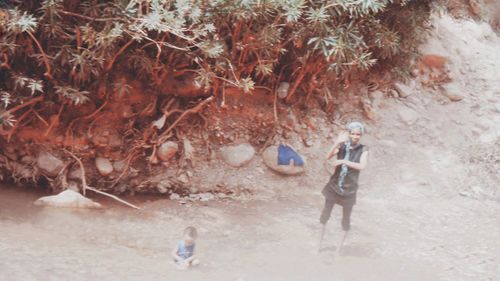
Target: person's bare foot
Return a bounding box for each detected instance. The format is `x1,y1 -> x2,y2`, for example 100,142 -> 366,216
191,259 -> 200,267
174,261 -> 188,270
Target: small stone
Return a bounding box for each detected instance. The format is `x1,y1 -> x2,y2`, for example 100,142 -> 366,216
95,157 -> 113,176
156,182 -> 169,194
113,160 -> 126,173
199,193 -> 214,202
220,143 -> 255,167
183,139 -> 194,161
178,173 -> 189,184
37,152 -> 65,177
439,84 -> 464,102
114,184 -> 128,194
397,107 -> 419,126
393,81 -> 414,98
277,82 -> 290,99
157,141 -> 179,162
170,193 -> 181,200
20,155 -> 34,164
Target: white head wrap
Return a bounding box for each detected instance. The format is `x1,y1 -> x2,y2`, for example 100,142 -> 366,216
347,122 -> 364,134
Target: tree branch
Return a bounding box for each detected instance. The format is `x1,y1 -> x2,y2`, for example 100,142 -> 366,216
27,31 -> 53,80
64,149 -> 141,210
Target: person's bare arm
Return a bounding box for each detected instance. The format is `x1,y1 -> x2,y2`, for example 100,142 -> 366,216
326,132 -> 348,160
184,255 -> 196,263
171,247 -> 182,261
334,151 -> 368,171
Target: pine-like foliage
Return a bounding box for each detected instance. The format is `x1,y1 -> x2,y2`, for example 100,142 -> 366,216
0,0 -> 432,123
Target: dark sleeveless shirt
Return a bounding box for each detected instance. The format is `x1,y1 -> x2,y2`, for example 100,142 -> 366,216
322,143 -> 368,204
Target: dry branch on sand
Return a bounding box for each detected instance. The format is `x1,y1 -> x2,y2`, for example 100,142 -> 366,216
64,149 -> 140,210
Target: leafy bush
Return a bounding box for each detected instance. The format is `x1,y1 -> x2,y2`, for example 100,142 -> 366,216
0,0 -> 432,126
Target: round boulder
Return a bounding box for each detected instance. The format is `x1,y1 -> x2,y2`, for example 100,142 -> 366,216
95,157 -> 113,176
36,151 -> 65,177
157,141 -> 179,162
220,143 -> 255,167
262,145 -> 306,176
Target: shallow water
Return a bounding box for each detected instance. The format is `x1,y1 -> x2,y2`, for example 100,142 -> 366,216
0,184 -> 443,281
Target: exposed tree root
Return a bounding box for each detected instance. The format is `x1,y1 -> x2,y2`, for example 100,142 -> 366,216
64,149 -> 141,210
157,96 -> 214,144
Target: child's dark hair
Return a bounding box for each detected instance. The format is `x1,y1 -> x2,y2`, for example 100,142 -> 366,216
184,226 -> 198,239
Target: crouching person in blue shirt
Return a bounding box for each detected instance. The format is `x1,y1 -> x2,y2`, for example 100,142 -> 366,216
172,226 -> 200,269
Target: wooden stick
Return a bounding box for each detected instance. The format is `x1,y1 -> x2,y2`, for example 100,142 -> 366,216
27,31 -> 53,80
44,103 -> 64,137
1,96 -> 43,118
105,39 -> 134,71
59,10 -> 122,22
7,108 -> 33,142
64,149 -> 141,210
109,150 -> 139,189
32,109 -> 49,127
83,100 -> 108,120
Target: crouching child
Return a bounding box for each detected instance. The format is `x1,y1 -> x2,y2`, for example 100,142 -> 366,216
171,226 -> 200,269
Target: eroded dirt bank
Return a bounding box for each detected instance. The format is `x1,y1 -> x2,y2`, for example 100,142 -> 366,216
0,13 -> 499,281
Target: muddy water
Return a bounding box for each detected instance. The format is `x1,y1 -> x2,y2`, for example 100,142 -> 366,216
0,184 -> 440,281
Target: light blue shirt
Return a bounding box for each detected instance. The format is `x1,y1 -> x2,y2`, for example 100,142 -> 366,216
177,241 -> 195,260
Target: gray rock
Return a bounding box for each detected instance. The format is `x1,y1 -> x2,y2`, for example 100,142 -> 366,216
157,141 -> 179,162
393,81 -> 414,98
156,181 -> 169,194
20,155 -> 34,164
37,152 -> 65,177
95,157 -> 113,176
180,139 -> 193,160
262,145 -> 306,176
220,143 -> 255,167
277,82 -> 290,99
397,107 -> 419,126
113,160 -> 126,173
178,173 -> 189,184
439,85 -> 464,102
34,189 -> 101,209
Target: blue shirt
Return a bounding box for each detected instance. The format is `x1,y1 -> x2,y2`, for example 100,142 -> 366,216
277,144 -> 304,166
177,241 -> 195,260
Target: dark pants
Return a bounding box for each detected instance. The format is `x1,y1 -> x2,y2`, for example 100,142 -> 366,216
319,199 -> 353,231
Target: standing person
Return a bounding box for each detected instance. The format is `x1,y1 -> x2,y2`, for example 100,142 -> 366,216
319,122 -> 369,237
172,226 -> 200,269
